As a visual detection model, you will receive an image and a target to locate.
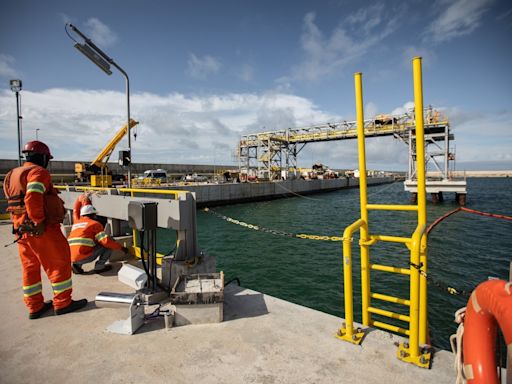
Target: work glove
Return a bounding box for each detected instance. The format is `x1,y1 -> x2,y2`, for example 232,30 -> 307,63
32,222 -> 46,236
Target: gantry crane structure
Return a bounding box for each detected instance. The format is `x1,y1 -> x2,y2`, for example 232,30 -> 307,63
237,107 -> 466,202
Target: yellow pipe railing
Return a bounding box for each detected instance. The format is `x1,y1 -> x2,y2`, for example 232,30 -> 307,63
354,72 -> 372,327
337,57 -> 431,369
370,264 -> 411,275
370,292 -> 410,306
371,321 -> 410,336
367,204 -> 418,212
369,234 -> 411,245
367,307 -> 410,322
336,218 -> 366,344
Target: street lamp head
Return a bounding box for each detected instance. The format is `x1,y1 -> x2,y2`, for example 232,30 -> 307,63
74,43 -> 113,75
9,79 -> 22,92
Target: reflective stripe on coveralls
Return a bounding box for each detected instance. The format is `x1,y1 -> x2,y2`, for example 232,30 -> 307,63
26,181 -> 46,194
95,232 -> 108,242
68,237 -> 95,247
52,278 -> 72,295
23,281 -> 43,297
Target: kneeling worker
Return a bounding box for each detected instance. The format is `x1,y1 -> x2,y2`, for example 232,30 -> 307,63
68,205 -> 129,274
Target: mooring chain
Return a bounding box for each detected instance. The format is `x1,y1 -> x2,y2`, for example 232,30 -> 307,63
203,208 -> 343,242
408,261 -> 471,298
204,207 -> 475,298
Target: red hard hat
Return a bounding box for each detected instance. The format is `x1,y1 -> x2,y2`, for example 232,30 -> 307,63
22,141 -> 54,159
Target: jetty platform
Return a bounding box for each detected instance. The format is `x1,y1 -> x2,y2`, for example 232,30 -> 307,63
0,222 -> 455,384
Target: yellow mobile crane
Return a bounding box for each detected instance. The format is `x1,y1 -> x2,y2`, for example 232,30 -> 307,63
75,119 -> 138,187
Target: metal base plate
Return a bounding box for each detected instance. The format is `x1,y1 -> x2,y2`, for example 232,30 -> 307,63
335,326 -> 365,345
396,342 -> 431,369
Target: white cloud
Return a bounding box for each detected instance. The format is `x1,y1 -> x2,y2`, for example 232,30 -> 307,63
237,64 -> 254,82
187,54 -> 221,79
423,0 -> 494,43
0,54 -> 19,78
292,6 -> 403,81
0,88 -> 336,165
59,12 -> 73,25
401,46 -> 437,68
1,88 -> 508,170
84,18 -> 118,47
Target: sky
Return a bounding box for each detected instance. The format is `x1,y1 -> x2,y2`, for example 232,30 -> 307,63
0,0 -> 511,171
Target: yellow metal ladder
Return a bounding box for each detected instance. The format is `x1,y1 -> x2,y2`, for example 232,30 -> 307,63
336,57 -> 431,368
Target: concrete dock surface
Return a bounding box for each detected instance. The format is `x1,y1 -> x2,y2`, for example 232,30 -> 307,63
0,223 -> 456,384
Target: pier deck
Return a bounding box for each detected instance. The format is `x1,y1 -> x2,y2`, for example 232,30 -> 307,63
0,222 -> 455,384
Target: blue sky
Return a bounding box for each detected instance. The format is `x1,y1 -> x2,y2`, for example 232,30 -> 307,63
0,0 -> 511,170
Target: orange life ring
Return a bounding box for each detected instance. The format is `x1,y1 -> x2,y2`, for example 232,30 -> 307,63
463,279 -> 512,383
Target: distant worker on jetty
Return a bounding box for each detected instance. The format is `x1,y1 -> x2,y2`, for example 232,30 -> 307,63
68,203 -> 129,274
3,141 -> 88,319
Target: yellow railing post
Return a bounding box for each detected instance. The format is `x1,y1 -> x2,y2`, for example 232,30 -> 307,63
336,219 -> 366,344
396,57 -> 431,368
354,72 -> 371,326
412,56 -> 428,347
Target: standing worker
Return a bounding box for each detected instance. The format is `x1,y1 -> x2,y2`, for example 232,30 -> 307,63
3,141 -> 88,319
68,204 -> 129,274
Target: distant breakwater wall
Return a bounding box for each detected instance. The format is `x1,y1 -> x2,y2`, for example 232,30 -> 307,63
169,177 -> 393,207
0,159 -> 234,176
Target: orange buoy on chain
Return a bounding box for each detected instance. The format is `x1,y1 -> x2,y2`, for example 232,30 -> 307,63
463,279 -> 512,383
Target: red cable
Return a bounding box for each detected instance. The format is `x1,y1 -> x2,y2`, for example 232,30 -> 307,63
460,207 -> 512,221
427,207 -> 512,235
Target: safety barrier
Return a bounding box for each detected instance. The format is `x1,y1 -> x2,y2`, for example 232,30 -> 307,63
55,185 -> 190,262
336,57 -> 431,368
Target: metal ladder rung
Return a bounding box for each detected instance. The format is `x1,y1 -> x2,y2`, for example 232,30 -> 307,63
370,320 -> 410,336
370,292 -> 410,306
369,234 -> 411,244
367,204 -> 418,211
368,306 -> 410,322
370,263 -> 410,275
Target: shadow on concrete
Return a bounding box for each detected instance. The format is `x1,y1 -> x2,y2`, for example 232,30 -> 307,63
223,285 -> 269,321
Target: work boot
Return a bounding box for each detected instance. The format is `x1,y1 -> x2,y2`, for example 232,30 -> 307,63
72,264 -> 84,275
94,265 -> 112,274
54,299 -> 88,316
29,301 -> 53,320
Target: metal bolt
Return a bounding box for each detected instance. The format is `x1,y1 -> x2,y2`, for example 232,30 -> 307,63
419,356 -> 428,365
399,350 -> 408,358
352,334 -> 358,341
403,342 -> 409,349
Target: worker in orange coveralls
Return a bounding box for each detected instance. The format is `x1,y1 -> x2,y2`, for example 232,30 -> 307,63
68,204 -> 129,274
3,141 -> 88,319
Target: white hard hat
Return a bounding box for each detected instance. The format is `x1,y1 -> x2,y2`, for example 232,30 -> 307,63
80,204 -> 97,216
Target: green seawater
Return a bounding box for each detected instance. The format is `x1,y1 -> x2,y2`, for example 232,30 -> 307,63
159,177 -> 512,352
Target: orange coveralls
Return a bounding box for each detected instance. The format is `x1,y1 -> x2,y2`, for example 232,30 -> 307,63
68,216 -> 122,263
3,162 -> 72,313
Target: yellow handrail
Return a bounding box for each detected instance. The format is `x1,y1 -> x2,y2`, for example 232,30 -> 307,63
337,57 -> 431,369
336,218 -> 366,344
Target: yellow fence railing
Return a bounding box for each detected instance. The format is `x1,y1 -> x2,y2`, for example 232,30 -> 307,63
336,57 -> 431,369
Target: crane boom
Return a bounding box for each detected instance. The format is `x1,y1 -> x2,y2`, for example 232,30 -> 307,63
74,118 -> 139,186
91,118 -> 139,167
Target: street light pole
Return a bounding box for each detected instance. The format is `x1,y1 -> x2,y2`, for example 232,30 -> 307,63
36,128 -> 40,140
66,24 -> 132,186
15,90 -> 22,166
10,79 -> 23,166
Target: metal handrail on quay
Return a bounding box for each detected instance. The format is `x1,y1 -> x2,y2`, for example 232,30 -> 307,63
336,57 -> 431,369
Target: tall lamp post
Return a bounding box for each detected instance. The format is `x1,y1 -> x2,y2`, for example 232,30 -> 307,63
9,79 -> 23,166
65,23 -> 132,187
